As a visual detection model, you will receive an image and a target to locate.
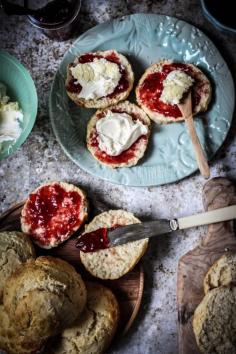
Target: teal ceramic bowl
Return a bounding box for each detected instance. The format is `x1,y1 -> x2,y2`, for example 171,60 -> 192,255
0,51 -> 38,160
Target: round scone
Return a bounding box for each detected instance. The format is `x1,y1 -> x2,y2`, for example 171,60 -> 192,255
80,210 -> 148,279
0,231 -> 35,302
46,282 -> 119,354
21,181 -> 88,248
204,253 -> 236,294
87,101 -> 151,168
193,286 -> 236,354
136,59 -> 212,124
0,305 -> 44,354
65,50 -> 134,108
3,256 -> 87,343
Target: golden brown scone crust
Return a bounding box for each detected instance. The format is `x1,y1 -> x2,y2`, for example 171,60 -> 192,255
136,59 -> 212,124
80,210 -> 148,279
86,100 -> 151,168
193,286 -> 236,354
21,181 -> 88,249
65,50 -> 134,108
0,231 -> 35,302
46,282 -> 119,354
204,253 -> 236,294
3,256 -> 87,344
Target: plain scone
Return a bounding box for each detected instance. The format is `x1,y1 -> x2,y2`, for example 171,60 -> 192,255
204,253 -> 236,294
193,286 -> 236,354
87,101 -> 151,168
136,59 -> 212,124
0,231 -> 35,302
80,210 -> 148,279
0,305 -> 43,354
65,50 -> 134,108
3,256 -> 87,343
46,282 -> 119,354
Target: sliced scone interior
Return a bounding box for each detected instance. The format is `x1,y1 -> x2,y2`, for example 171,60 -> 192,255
80,210 -> 148,279
21,181 -> 88,248
136,60 -> 211,123
66,50 -> 134,108
87,101 -> 151,168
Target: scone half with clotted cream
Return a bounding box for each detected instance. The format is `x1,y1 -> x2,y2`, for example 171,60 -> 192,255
65,50 -> 134,108
86,101 -> 151,168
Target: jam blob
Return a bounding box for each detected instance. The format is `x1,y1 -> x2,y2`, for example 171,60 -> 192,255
76,225 -> 119,253
22,183 -> 83,247
66,52 -> 129,98
138,63 -> 202,118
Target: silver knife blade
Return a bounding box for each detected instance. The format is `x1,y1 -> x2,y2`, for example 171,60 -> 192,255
108,219 -> 179,247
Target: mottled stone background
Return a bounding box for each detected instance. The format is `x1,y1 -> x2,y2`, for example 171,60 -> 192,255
0,1 -> 235,353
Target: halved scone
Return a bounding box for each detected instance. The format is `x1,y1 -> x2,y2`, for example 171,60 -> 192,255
80,210 -> 148,279
21,182 -> 88,249
86,101 -> 151,168
65,50 -> 134,108
136,59 -> 212,124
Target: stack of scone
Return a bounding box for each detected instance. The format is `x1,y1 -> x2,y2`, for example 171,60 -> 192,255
0,181 -> 148,354
193,253 -> 236,354
65,50 -> 211,168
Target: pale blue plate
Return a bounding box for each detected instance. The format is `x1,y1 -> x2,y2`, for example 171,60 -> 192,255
49,14 -> 235,186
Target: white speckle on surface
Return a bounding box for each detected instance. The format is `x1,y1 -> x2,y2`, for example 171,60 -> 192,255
0,1 -> 236,353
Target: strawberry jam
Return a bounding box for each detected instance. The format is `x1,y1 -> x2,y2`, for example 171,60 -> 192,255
23,183 -> 83,247
76,225 -> 119,252
66,52 -> 129,97
138,63 -> 202,118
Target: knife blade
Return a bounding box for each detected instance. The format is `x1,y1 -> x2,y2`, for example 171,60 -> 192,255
108,205 -> 236,247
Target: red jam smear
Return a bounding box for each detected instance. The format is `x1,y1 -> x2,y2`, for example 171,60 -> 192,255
66,52 -> 129,97
139,63 -> 202,118
90,110 -> 147,165
24,183 -> 82,245
76,225 -> 119,252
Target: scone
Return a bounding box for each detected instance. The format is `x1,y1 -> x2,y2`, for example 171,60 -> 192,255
0,305 -> 44,354
65,50 -> 134,108
193,286 -> 236,354
46,282 -> 119,354
3,256 -> 87,343
204,253 -> 236,294
0,231 -> 35,302
136,59 -> 212,124
87,101 -> 151,168
21,181 -> 88,248
80,210 -> 148,279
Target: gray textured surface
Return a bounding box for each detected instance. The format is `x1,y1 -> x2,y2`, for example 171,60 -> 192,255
0,1 -> 235,353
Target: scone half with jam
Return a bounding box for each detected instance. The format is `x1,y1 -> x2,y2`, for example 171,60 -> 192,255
136,59 -> 212,124
86,101 -> 151,168
21,181 -> 88,249
65,50 -> 134,108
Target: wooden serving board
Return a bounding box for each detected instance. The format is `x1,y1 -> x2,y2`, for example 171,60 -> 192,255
177,177 -> 236,354
0,197 -> 144,337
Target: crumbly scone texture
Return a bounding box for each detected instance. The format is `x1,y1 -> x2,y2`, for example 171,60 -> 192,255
0,231 -> 35,302
136,59 -> 212,124
46,282 -> 119,354
66,50 -> 134,108
193,286 -> 236,354
3,256 -> 87,342
21,181 -> 88,249
86,100 -> 151,168
204,253 -> 236,294
80,210 -> 148,279
0,304 -> 44,354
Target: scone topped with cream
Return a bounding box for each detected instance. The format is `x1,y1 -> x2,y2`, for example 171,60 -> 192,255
136,60 -> 211,123
87,101 -> 151,168
66,50 -> 134,108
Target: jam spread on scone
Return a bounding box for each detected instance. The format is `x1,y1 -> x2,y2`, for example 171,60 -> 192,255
66,52 -> 129,98
23,183 -> 83,247
138,63 -> 202,118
